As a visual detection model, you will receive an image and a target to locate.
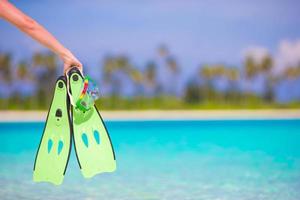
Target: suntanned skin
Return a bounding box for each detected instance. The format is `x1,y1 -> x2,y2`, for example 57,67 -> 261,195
0,0 -> 82,74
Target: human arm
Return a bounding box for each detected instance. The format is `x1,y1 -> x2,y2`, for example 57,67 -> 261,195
0,0 -> 82,74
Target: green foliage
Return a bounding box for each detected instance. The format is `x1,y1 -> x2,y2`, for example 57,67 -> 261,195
184,82 -> 203,104
1,46 -> 300,110
1,96 -> 300,110
0,53 -> 13,82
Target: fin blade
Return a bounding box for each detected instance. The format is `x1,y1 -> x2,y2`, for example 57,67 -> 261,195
69,69 -> 116,178
33,77 -> 71,185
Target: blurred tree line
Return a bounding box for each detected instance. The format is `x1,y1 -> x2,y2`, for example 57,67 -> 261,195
0,45 -> 300,110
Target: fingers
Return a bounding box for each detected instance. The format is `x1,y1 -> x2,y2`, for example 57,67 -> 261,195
61,49 -> 83,75
63,61 -> 83,75
63,65 -> 71,75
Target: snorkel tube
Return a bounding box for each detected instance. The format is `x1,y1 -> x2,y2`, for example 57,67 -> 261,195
67,68 -> 100,112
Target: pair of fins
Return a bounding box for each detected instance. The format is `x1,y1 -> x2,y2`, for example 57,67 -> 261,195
33,68 -> 116,185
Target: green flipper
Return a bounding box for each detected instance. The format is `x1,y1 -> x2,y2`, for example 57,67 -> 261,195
68,68 -> 116,178
33,76 -> 71,185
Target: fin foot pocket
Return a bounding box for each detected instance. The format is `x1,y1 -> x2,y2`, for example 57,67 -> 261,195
55,109 -> 62,117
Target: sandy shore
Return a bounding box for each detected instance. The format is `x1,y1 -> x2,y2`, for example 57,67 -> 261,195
0,109 -> 299,122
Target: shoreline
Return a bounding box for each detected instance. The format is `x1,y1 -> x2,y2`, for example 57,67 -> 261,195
0,109 -> 299,122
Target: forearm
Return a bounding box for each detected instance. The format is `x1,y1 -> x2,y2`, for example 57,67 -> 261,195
0,0 -> 82,73
0,1 -> 70,59
19,19 -> 70,59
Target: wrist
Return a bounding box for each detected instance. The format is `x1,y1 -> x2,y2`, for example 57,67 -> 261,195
59,48 -> 72,60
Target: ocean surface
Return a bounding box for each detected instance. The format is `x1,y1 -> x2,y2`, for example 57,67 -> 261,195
0,119 -> 300,200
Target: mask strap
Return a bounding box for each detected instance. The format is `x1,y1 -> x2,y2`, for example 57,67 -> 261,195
65,67 -> 84,107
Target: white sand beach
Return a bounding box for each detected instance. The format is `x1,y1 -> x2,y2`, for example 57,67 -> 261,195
0,109 -> 299,122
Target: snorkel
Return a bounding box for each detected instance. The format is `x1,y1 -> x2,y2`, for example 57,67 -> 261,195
66,68 -> 100,112
75,76 -> 100,112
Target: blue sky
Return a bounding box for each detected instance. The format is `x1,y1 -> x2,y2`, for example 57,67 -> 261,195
1,0 -> 300,74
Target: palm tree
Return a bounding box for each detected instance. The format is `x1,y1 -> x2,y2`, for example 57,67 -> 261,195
244,56 -> 258,79
199,65 -> 213,80
158,44 -> 169,58
102,56 -> 122,97
243,56 -> 261,100
17,61 -> 29,80
144,61 -> 156,86
166,56 -> 180,96
283,65 -> 300,79
260,55 -> 274,102
102,56 -> 115,85
102,55 -> 144,97
184,80 -> 203,104
11,61 -> 30,108
225,67 -> 239,82
224,67 -> 240,103
130,69 -> 143,97
199,64 -> 240,103
0,53 -> 12,82
260,55 -> 273,73
32,51 -> 58,108
199,65 -> 216,101
0,53 -> 12,109
157,44 -> 181,96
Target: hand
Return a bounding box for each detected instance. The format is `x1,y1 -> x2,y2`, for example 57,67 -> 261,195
61,49 -> 83,74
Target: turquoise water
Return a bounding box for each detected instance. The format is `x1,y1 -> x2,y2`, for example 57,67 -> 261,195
0,120 -> 300,200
